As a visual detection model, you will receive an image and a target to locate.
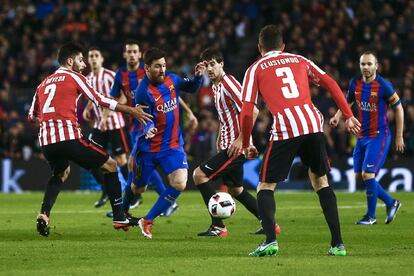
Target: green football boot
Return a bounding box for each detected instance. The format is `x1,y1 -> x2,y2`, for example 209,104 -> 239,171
249,241 -> 279,257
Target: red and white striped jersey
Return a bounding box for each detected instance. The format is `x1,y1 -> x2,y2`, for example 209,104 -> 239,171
212,73 -> 244,150
28,67 -> 118,146
86,68 -> 125,130
242,51 -> 326,141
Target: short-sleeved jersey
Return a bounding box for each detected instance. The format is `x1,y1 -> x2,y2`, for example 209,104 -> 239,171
134,72 -> 202,152
213,73 -> 243,150
242,51 -> 325,141
347,74 -> 400,138
110,63 -> 145,107
28,67 -> 118,146
86,67 -> 125,130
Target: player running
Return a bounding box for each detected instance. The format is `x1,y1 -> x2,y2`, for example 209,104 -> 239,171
28,42 -> 152,236
193,48 -> 281,237
229,25 -> 360,256
133,48 -> 205,239
330,51 -> 404,225
83,46 -> 131,208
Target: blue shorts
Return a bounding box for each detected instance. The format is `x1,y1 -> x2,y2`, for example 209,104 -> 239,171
134,148 -> 188,187
353,133 -> 391,174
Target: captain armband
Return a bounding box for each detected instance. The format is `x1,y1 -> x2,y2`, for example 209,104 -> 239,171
388,93 -> 401,107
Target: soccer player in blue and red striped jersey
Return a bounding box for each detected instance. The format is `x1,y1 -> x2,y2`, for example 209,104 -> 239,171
134,48 -> 205,238
330,51 -> 404,225
109,40 -> 168,212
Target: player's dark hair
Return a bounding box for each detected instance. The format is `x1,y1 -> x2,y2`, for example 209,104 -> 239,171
124,39 -> 140,51
361,50 -> 378,62
259,25 -> 283,52
143,48 -> 166,65
88,46 -> 102,53
200,48 -> 223,63
57,42 -> 84,65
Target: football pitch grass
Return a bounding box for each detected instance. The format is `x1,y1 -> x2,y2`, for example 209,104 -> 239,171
0,191 -> 413,275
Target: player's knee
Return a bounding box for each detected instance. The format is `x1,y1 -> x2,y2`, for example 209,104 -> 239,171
361,171 -> 375,181
115,154 -> 127,166
355,173 -> 363,182
170,173 -> 187,191
257,182 -> 276,192
55,165 -> 70,182
228,186 -> 243,197
310,176 -> 329,192
131,184 -> 146,195
193,167 -> 208,185
101,157 -> 118,173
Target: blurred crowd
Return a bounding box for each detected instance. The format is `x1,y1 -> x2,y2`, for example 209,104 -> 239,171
1,0 -> 414,162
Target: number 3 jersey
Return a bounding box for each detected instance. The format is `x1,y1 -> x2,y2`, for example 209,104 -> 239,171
28,67 -> 119,146
242,50 -> 352,141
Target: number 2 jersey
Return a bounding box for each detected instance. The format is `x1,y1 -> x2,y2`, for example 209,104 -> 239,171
241,50 -> 352,142
28,67 -> 118,146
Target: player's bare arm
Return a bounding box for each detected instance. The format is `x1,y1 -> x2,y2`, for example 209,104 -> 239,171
228,106 -> 259,159
179,97 -> 198,131
394,103 -> 405,153
115,103 -> 153,125
82,101 -> 94,122
330,102 -> 355,127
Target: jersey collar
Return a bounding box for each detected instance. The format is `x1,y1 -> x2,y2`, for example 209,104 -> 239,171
264,50 -> 282,56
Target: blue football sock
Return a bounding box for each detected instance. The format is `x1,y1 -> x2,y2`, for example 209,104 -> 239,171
150,171 -> 167,195
145,186 -> 181,220
364,178 -> 378,218
376,181 -> 394,206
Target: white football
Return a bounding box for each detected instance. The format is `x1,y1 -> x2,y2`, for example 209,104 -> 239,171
208,192 -> 236,219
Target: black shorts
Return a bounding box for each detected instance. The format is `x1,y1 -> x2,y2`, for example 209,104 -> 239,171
41,138 -> 109,175
260,133 -> 330,183
89,127 -> 130,155
199,150 -> 246,187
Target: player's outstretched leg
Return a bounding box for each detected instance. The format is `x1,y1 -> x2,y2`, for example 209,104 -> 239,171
91,168 -> 108,208
36,166 -> 68,237
357,177 -> 378,225
229,186 -> 282,235
316,185 -> 346,256
193,167 -> 228,237
138,186 -> 181,239
375,180 -> 402,224
102,158 -> 138,231
249,187 -> 278,257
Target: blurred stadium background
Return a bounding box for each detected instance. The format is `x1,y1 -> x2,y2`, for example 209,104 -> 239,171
0,0 -> 413,192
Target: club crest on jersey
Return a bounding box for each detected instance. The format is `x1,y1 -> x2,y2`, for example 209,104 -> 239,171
169,85 -> 175,94
156,97 -> 177,113
370,91 -> 378,98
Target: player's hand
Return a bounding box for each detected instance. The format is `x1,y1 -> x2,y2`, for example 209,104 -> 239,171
145,127 -> 157,139
345,116 -> 361,135
98,120 -> 107,131
245,145 -> 259,159
227,136 -> 243,159
132,105 -> 153,125
329,115 -> 340,127
187,113 -> 198,132
194,62 -> 206,76
395,136 -> 405,153
28,115 -> 39,124
82,108 -> 92,122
